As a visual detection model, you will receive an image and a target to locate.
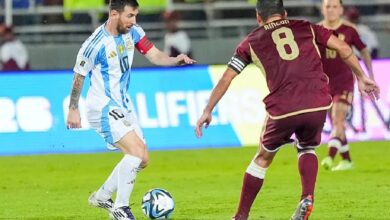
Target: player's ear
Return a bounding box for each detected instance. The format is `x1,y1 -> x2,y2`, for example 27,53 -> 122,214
110,9 -> 120,19
256,12 -> 263,26
283,10 -> 288,18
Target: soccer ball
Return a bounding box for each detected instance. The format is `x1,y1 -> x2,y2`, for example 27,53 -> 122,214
141,188 -> 175,219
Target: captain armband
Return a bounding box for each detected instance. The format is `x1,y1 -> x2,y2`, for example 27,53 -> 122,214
228,55 -> 249,74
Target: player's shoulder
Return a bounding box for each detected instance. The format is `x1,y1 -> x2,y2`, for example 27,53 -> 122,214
86,24 -> 107,41
130,24 -> 145,35
286,19 -> 316,31
289,19 -> 310,25
79,24 -> 107,57
341,20 -> 359,32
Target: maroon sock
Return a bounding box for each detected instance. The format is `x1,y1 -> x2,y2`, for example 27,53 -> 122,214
234,173 -> 264,220
328,138 -> 342,159
298,153 -> 318,201
340,151 -> 351,161
339,139 -> 351,161
328,147 -> 338,159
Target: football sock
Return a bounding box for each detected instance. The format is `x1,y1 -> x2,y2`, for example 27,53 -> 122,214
96,163 -> 120,201
298,150 -> 318,201
328,138 -> 342,159
339,142 -> 351,161
235,161 -> 267,219
115,154 -> 142,208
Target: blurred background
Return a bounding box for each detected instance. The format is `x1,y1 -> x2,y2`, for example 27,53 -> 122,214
1,2 -> 389,219
0,0 -> 390,70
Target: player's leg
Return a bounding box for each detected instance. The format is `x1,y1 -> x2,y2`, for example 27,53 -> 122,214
331,92 -> 353,171
90,108 -> 147,219
108,130 -> 145,220
233,117 -> 294,220
321,94 -> 352,170
291,110 -> 326,220
233,148 -> 276,220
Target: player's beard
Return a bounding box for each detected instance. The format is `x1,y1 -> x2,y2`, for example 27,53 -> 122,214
116,20 -> 130,35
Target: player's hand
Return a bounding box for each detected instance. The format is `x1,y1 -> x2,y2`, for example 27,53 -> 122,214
358,76 -> 380,100
195,111 -> 212,138
175,54 -> 196,65
67,108 -> 82,129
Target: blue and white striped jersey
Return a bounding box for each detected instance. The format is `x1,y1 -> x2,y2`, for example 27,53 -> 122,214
73,23 -> 153,112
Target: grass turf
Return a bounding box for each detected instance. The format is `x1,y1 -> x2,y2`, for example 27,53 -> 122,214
0,141 -> 389,219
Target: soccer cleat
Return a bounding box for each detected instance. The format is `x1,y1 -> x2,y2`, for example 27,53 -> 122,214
320,156 -> 333,170
331,160 -> 353,171
110,206 -> 136,220
290,195 -> 313,220
88,191 -> 114,211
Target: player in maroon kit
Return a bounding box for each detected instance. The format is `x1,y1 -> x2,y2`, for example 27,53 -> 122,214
319,0 -> 375,171
195,0 -> 379,220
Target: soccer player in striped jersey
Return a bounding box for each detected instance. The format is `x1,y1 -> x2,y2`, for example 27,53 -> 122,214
195,0 -> 378,219
318,0 -> 376,171
66,0 -> 195,219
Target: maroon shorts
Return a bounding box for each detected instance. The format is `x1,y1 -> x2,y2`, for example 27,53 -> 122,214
261,111 -> 327,152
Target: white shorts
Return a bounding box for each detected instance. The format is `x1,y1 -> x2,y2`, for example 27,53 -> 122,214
87,106 -> 145,149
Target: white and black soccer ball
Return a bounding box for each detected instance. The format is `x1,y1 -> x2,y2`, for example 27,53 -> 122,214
141,188 -> 175,219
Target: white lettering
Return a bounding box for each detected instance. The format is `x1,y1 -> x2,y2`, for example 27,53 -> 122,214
155,92 -> 169,128
167,92 -> 187,127
136,93 -> 158,128
186,91 -> 198,126
17,97 -> 53,132
0,98 -> 18,132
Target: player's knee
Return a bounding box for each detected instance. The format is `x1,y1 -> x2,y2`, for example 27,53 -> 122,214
297,148 -> 316,156
254,151 -> 275,168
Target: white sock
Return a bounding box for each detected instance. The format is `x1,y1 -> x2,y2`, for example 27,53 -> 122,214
115,154 -> 142,208
246,160 -> 267,179
95,163 -> 120,201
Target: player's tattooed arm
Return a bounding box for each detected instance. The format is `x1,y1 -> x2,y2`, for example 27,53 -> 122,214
69,73 -> 85,110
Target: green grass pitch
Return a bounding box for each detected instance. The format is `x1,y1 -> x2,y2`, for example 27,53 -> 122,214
0,141 -> 389,219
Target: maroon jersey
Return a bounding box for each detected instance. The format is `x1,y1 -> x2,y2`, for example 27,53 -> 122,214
318,21 -> 366,95
228,19 -> 333,119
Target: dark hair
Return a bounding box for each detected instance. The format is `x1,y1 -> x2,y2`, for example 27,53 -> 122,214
109,0 -> 139,12
322,0 -> 343,5
256,0 -> 285,21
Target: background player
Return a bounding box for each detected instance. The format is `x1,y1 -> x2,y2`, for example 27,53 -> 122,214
195,0 -> 379,220
66,0 -> 195,219
319,0 -> 376,171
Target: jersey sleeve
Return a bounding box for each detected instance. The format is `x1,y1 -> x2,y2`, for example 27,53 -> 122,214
228,36 -> 251,74
351,28 -> 367,51
311,24 -> 333,47
131,25 -> 154,55
73,32 -> 103,76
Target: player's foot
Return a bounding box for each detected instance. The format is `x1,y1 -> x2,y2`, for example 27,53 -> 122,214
88,191 -> 114,211
290,195 -> 313,220
109,206 -> 136,220
332,160 -> 353,171
321,156 -> 333,170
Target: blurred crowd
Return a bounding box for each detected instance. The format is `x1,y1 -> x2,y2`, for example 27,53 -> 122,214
0,0 -> 385,71
0,24 -> 29,71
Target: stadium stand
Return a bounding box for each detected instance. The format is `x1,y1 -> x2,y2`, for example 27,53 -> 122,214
0,0 -> 389,68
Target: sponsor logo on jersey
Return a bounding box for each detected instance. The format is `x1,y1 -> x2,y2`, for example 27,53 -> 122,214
108,51 -> 117,59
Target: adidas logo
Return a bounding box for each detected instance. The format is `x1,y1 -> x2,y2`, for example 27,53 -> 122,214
108,51 -> 117,59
